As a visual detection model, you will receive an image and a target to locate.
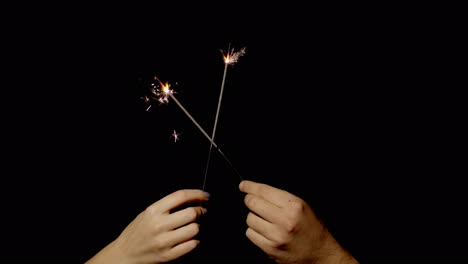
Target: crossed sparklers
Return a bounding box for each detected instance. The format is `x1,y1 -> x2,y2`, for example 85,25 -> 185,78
143,45 -> 246,190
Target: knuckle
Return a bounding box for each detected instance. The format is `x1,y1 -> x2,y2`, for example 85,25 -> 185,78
245,227 -> 255,240
190,222 -> 200,235
152,237 -> 164,249
254,183 -> 266,195
175,189 -> 189,200
246,212 -> 254,226
186,207 -> 198,221
150,221 -> 165,234
244,194 -> 256,208
283,216 -> 300,234
159,251 -> 171,262
269,237 -> 284,248
279,230 -> 294,244
289,198 -> 306,212
144,205 -> 157,216
283,200 -> 305,233
270,228 -> 291,247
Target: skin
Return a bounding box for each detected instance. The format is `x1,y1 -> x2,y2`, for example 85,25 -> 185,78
239,180 -> 359,264
86,181 -> 358,263
85,189 -> 209,264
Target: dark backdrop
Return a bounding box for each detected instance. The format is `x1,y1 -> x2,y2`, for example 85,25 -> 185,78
1,4 -> 465,263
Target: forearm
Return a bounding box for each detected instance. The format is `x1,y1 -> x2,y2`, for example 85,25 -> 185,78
313,236 -> 359,264
316,250 -> 359,264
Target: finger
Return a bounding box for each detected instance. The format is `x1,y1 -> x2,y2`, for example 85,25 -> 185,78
168,239 -> 200,260
244,193 -> 283,224
164,222 -> 200,247
166,206 -> 207,231
246,212 -> 278,242
245,227 -> 275,255
240,180 -> 298,208
150,189 -> 210,213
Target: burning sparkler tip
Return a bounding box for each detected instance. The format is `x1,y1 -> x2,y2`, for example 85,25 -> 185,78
222,46 -> 246,65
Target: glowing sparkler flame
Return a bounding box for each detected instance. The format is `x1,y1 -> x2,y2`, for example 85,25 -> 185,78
222,46 -> 246,65
161,82 -> 171,94
146,76 -> 174,105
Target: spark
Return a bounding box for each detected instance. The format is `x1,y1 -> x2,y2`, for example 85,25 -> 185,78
171,130 -> 180,142
142,95 -> 151,103
141,95 -> 152,111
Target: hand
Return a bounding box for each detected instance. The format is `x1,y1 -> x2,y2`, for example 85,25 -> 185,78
239,180 -> 358,264
86,189 -> 209,264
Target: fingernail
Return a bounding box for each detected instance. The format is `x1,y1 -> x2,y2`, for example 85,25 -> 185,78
204,192 -> 210,199
202,208 -> 208,214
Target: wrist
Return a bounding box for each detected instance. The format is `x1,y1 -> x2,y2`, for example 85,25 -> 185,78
314,236 -> 359,264
86,240 -> 132,264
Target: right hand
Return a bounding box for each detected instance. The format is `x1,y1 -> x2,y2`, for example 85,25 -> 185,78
239,180 -> 358,264
86,189 -> 209,264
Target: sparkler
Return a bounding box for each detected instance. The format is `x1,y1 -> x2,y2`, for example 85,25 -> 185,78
202,44 -> 246,190
151,76 -> 243,180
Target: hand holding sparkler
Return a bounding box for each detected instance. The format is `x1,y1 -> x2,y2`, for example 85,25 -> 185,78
239,180 -> 360,264
85,190 -> 210,264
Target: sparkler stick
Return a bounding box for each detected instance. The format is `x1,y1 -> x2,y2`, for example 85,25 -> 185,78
154,78 -> 243,180
168,91 -> 243,181
202,44 -> 246,190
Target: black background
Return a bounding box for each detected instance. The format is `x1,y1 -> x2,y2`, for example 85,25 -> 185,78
1,4 -> 465,263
